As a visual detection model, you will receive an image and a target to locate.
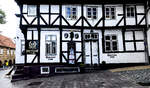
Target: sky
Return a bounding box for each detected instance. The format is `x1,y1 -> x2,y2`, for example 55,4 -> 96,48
0,0 -> 20,39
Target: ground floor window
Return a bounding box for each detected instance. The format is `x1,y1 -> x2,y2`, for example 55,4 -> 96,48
105,35 -> 118,52
125,30 -> 144,51
45,35 -> 57,57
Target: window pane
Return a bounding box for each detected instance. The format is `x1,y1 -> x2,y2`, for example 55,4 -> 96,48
105,36 -> 110,40
93,12 -> 96,15
127,8 -> 130,12
46,35 -> 50,41
67,7 -> 71,18
106,41 -> 111,51
111,8 -> 114,11
28,5 -> 37,16
127,13 -> 130,17
87,8 -> 91,12
93,15 -> 97,19
106,42 -> 110,47
112,36 -> 117,40
52,42 -> 56,54
72,8 -> 76,12
106,8 -> 109,11
112,42 -> 117,50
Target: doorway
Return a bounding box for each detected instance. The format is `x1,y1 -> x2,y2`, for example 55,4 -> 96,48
84,33 -> 99,65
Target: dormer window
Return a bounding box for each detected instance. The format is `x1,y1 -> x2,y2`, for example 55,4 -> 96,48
126,6 -> 135,18
87,7 -> 97,19
27,5 -> 37,16
66,7 -> 77,20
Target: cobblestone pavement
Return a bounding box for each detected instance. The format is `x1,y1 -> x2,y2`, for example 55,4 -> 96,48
114,69 -> 150,87
11,71 -> 144,88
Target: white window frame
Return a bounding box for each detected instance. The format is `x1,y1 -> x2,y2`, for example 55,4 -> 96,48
45,35 -> 57,57
105,6 -> 116,20
27,5 -> 37,16
41,66 -> 50,74
7,49 -> 9,55
105,35 -> 118,52
126,6 -> 135,18
66,6 -> 77,20
86,6 -> 97,19
0,48 -> 3,54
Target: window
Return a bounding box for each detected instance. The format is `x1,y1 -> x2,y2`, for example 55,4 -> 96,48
105,6 -> 116,19
125,30 -> 144,51
87,7 -> 97,19
21,40 -> 25,55
45,35 -> 57,57
0,48 -> 3,54
41,66 -> 50,74
66,7 -> 77,19
27,5 -> 37,16
105,35 -> 118,52
11,50 -> 13,55
126,6 -> 135,17
7,49 -> 9,55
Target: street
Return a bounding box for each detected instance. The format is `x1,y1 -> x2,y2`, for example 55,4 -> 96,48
0,67 -> 145,88
0,67 -> 148,88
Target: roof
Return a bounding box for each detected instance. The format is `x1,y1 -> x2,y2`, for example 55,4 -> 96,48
15,0 -> 148,5
0,35 -> 15,49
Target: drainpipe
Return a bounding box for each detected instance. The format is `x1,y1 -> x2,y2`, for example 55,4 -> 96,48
145,0 -> 150,64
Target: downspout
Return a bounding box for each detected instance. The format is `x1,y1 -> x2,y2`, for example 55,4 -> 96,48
145,0 -> 150,64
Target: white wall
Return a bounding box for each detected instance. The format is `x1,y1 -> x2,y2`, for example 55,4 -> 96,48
22,4 -> 146,27
40,28 -> 60,63
15,17 -> 25,64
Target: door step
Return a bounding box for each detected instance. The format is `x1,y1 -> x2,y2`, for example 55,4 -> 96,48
55,67 -> 80,73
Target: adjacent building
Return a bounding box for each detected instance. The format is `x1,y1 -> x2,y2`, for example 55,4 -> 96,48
14,0 -> 150,75
0,34 -> 15,67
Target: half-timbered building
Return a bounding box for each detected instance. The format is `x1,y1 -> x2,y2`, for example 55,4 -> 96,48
14,0 -> 150,76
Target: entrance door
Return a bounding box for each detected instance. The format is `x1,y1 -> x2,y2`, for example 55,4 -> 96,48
84,33 -> 99,65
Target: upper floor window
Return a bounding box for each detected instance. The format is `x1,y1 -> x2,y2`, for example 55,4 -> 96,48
66,7 -> 77,20
105,6 -> 116,20
105,35 -> 118,52
27,5 -> 37,16
45,35 -> 57,57
126,6 -> 135,18
87,7 -> 97,19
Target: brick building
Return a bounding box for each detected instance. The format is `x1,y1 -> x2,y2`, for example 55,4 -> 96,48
0,34 -> 15,66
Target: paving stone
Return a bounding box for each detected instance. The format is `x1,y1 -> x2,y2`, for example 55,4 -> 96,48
11,70 -> 144,88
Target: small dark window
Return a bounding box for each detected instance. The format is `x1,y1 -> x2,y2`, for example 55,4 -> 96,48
105,6 -> 116,19
66,7 -> 77,19
126,6 -> 135,17
87,7 -> 97,19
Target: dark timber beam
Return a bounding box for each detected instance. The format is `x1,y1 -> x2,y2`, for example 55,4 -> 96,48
102,4 -> 105,53
122,3 -> 126,52
144,2 -> 150,64
81,4 -> 84,64
60,4 -> 63,63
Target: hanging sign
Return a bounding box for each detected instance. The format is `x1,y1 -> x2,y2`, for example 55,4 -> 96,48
26,40 -> 39,54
